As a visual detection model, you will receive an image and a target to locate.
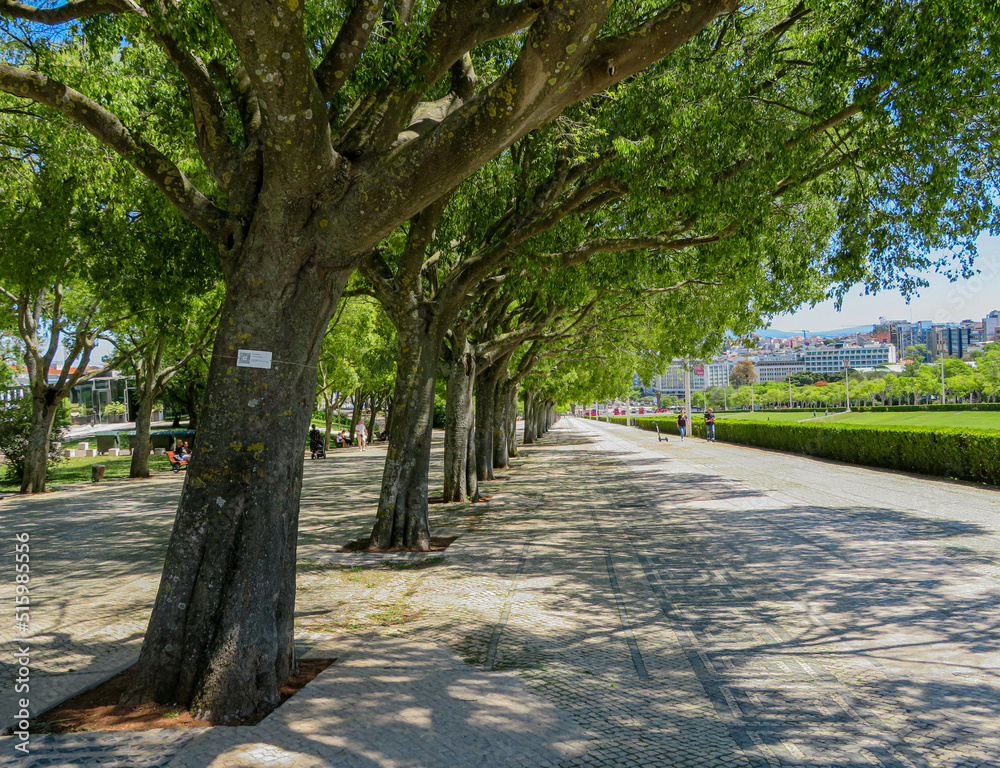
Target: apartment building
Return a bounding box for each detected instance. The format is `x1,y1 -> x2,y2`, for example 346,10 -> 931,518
801,344 -> 897,374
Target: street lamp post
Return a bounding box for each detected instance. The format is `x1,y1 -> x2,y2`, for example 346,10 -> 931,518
844,361 -> 851,412
940,355 -> 947,405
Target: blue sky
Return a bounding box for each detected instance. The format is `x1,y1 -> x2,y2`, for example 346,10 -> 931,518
770,232 -> 1000,332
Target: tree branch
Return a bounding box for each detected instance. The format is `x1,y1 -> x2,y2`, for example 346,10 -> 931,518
139,0 -> 241,191
315,0 -> 388,102
0,0 -> 128,24
0,64 -> 227,238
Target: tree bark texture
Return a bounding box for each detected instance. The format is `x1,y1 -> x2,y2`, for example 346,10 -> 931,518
504,381 -> 518,459
491,356 -> 515,470
368,314 -> 442,550
523,389 -> 538,445
466,406 -> 479,502
129,392 -> 155,478
122,241 -> 345,723
21,392 -> 59,494
443,331 -> 476,502
475,361 -> 501,482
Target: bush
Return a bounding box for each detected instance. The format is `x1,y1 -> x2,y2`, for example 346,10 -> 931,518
614,415 -> 1000,486
104,401 -> 127,416
853,403 -> 1000,412
0,398 -> 70,482
433,399 -> 447,430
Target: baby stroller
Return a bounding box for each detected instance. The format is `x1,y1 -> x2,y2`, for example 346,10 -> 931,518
309,429 -> 326,459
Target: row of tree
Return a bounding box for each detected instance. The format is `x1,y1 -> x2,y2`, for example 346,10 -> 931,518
712,346 -> 1000,408
1,0 -> 998,724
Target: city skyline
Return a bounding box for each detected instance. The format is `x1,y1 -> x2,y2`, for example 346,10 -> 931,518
770,231 -> 999,332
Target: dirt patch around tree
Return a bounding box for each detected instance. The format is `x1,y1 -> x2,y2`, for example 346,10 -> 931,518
341,535 -> 457,552
26,658 -> 335,733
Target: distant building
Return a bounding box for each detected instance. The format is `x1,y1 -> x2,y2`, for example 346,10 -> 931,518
651,361 -> 730,395
887,320 -> 934,353
801,344 -> 897,374
755,356 -> 806,383
985,310 -> 1000,342
927,325 -> 972,360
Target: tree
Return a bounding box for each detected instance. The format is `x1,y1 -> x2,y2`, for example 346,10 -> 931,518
903,344 -> 930,364
1,0 -> 751,718
731,360 -> 757,387
2,0 -> 998,722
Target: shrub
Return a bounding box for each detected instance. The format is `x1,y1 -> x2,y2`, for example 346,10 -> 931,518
853,403 -> 1000,412
614,415 -> 1000,486
0,398 -> 70,482
104,401 -> 127,416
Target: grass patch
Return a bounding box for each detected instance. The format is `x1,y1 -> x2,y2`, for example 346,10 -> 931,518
0,454 -> 175,492
716,411 -> 820,423
825,411 -> 1000,430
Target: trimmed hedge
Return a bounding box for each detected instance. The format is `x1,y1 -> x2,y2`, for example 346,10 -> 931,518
608,415 -> 1000,486
853,403 -> 1000,412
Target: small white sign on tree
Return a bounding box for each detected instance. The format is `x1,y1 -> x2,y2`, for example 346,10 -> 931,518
236,349 -> 273,370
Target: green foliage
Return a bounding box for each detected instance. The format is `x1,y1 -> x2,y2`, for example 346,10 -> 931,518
0,398 -> 69,481
716,421 -> 1000,486
615,414 -> 1000,485
853,403 -> 1000,413
432,397 -> 446,430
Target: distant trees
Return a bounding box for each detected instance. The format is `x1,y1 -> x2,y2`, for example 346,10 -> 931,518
718,347 -> 1000,407
731,360 -> 757,387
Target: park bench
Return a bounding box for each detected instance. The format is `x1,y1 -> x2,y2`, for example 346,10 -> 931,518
166,450 -> 189,472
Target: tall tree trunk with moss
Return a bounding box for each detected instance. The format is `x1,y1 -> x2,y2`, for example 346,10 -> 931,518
443,328 -> 476,502
20,390 -> 60,493
368,311 -> 445,550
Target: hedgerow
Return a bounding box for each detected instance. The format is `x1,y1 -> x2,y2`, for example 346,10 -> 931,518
603,415 -> 1000,485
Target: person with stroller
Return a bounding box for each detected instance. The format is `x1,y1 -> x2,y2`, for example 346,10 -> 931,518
309,426 -> 325,459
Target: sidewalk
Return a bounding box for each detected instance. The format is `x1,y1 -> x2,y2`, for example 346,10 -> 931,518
3,417 -> 1000,767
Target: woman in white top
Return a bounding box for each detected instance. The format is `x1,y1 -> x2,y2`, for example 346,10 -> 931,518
356,421 -> 367,451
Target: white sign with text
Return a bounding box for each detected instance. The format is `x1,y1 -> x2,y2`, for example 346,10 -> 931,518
236,349 -> 273,369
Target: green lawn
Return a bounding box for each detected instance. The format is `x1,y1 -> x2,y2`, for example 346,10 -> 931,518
716,409 -> 1000,430
714,411 -> 816,423
0,454 -> 176,493
824,410 -> 1000,430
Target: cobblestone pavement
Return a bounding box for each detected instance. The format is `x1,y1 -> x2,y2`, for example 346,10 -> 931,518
2,418 -> 999,766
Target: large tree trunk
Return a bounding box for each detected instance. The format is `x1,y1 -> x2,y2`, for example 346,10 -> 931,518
368,315 -> 442,550
122,248 -> 344,724
505,381 -> 519,459
475,361 -> 501,482
20,390 -> 60,494
466,406 -> 479,502
490,355 -> 514,470
443,331 -> 475,503
129,391 -> 156,478
523,389 -> 537,444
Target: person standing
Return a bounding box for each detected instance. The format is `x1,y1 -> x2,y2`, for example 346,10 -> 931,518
704,408 -> 716,442
677,410 -> 687,441
356,421 -> 368,451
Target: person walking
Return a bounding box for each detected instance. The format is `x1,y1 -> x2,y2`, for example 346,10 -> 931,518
356,421 -> 368,452
677,410 -> 688,441
704,408 -> 716,441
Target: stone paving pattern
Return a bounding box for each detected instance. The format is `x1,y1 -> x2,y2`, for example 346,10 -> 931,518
1,417 -> 999,766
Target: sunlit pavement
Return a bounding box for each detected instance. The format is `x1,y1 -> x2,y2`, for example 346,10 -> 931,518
3,417 -> 1000,766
